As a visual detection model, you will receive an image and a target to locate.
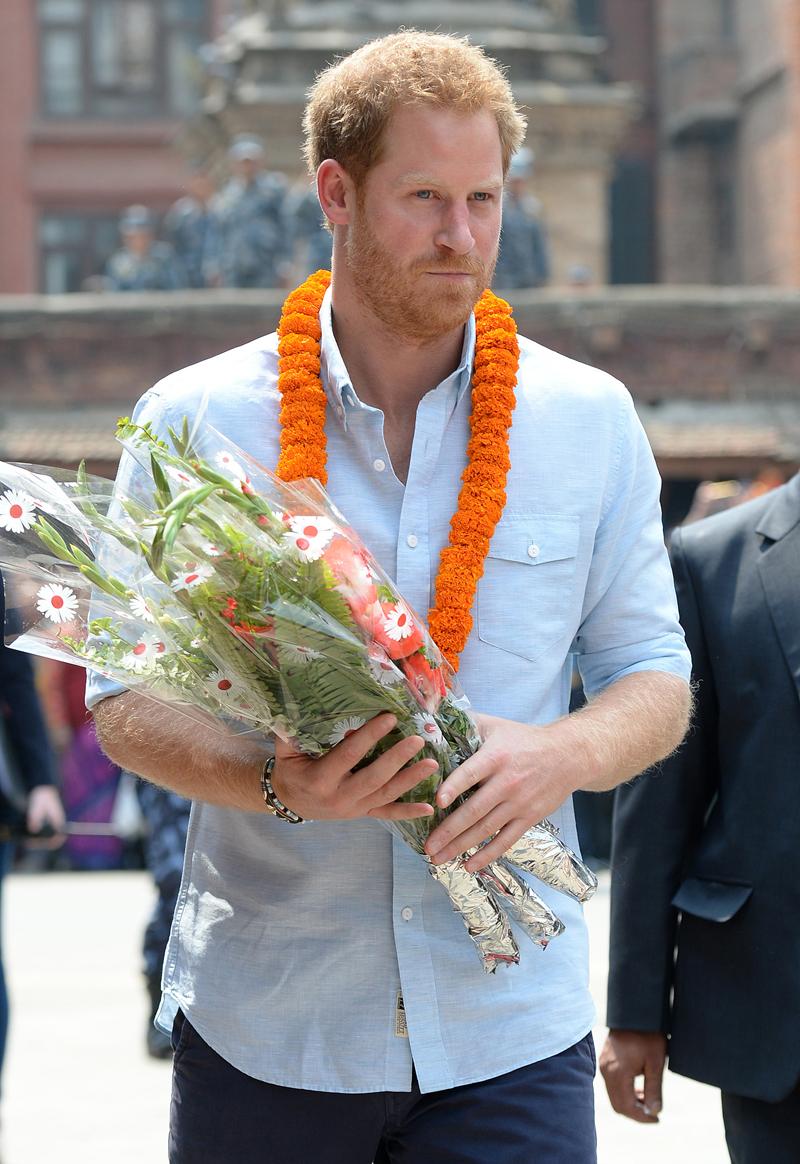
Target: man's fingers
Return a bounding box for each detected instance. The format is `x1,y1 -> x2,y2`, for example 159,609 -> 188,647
368,801 -> 435,822
274,720 -> 437,821
434,751 -> 492,810
463,821 -> 526,871
365,756 -> 439,808
599,1033 -> 665,1125
355,734 -> 428,796
425,803 -> 510,865
424,786 -> 488,857
323,713 -> 398,775
602,1067 -> 658,1123
642,1058 -> 664,1119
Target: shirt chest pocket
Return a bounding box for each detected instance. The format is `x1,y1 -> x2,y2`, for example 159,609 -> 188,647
477,515 -> 580,662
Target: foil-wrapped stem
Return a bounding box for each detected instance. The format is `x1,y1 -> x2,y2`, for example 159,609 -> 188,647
475,857 -> 565,948
504,821 -> 598,903
427,856 -> 520,973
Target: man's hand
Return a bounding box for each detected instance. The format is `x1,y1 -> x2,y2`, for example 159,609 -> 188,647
272,713 -> 438,822
26,784 -> 67,848
423,713 -> 581,871
599,1029 -> 667,1123
423,672 -> 690,871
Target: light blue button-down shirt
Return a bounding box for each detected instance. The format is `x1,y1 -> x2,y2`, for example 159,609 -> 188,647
88,289 -> 690,1094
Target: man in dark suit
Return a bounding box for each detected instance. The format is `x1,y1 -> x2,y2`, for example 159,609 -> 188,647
599,471 -> 800,1163
0,580 -> 65,1100
0,585 -> 65,839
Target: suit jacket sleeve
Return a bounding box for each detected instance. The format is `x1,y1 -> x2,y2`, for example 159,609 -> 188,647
605,525 -> 719,1032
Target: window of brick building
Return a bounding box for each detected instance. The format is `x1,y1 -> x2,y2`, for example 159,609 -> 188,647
39,212 -> 120,292
38,0 -> 209,118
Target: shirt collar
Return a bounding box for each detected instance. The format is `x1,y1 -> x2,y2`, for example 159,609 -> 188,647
318,286 -> 476,427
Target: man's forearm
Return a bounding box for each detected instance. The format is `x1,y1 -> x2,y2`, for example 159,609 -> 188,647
93,690 -> 270,811
565,670 -> 692,793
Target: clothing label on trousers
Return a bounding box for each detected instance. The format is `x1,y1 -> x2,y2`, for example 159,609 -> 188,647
395,992 -> 408,1038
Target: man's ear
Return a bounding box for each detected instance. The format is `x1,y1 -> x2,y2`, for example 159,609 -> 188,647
317,160 -> 354,226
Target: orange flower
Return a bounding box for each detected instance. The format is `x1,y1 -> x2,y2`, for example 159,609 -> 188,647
275,276 -> 518,669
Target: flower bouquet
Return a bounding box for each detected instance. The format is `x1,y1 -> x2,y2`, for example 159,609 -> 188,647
0,418 -> 595,971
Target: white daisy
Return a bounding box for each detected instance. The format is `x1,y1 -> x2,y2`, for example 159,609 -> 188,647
205,669 -> 250,706
0,489 -> 36,534
413,712 -> 445,748
202,541 -> 222,557
128,594 -> 156,624
284,515 -> 335,562
121,632 -> 168,672
327,715 -> 366,746
214,451 -> 249,484
170,562 -> 214,591
35,582 -> 79,624
368,652 -> 404,687
381,601 -> 417,641
281,643 -> 322,665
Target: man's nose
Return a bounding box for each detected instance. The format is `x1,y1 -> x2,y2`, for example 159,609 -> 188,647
434,203 -> 475,255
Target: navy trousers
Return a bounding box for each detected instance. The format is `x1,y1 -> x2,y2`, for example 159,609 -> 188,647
722,1080 -> 800,1164
168,1011 -> 597,1163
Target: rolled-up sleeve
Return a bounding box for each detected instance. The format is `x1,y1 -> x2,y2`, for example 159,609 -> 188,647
575,391 -> 691,696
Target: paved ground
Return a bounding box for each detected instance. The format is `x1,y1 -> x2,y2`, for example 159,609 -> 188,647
1,869 -> 729,1163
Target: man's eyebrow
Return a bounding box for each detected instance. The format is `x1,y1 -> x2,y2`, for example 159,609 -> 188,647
394,172 -> 504,190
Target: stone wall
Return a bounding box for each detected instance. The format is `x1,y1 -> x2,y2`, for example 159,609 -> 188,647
1,287 -> 798,478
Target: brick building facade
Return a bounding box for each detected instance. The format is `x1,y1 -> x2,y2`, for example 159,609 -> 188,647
2,288 -> 797,529
0,0 -> 229,295
657,0 -> 800,285
1,0 -> 636,294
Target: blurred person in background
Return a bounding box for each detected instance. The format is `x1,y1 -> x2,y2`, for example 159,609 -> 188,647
38,658 -> 124,872
684,466 -> 786,524
493,147 -> 550,290
212,135 -> 291,289
601,470 -> 800,1163
106,205 -> 187,293
164,165 -> 222,289
0,583 -> 65,1108
289,180 -> 333,279
135,780 -> 191,1060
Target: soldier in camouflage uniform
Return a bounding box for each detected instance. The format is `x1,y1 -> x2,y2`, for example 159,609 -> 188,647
212,135 -> 291,289
136,780 -> 191,1058
106,205 -> 187,292
163,166 -> 222,289
494,148 -> 550,290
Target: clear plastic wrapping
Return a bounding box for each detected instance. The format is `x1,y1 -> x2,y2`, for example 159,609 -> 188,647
0,416 -> 595,970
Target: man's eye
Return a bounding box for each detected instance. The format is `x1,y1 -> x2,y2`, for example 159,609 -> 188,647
473,192 -> 491,202
415,190 -> 434,200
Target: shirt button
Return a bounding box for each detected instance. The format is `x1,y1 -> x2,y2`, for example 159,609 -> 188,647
373,458 -> 386,473
527,543 -> 540,559
406,534 -> 418,549
401,907 -> 414,921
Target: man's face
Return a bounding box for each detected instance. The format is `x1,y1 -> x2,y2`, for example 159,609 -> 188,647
124,227 -> 153,257
344,104 -> 504,343
234,156 -> 261,183
188,172 -> 215,204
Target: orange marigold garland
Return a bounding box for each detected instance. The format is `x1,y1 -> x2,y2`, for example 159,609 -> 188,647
275,272 -> 518,671
276,269 -> 332,486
